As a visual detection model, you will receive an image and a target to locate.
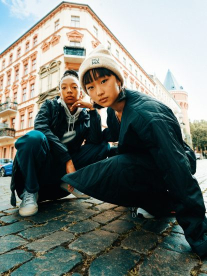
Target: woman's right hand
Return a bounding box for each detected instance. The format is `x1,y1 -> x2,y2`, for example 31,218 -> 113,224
66,160 -> 76,174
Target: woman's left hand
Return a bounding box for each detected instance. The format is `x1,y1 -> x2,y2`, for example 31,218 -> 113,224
70,100 -> 95,112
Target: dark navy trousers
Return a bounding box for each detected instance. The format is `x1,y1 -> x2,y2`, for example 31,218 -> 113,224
15,130 -> 109,201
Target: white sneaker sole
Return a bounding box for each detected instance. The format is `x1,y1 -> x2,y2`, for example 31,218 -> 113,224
137,207 -> 155,219
19,206 -> 38,217
60,183 -> 90,199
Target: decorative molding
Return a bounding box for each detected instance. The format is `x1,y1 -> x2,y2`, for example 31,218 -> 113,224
30,51 -> 38,60
28,75 -> 36,83
41,41 -> 50,52
12,84 -> 18,90
50,35 -> 61,46
67,30 -> 84,42
14,63 -> 20,69
91,40 -> 100,49
123,70 -> 128,77
20,79 -> 28,87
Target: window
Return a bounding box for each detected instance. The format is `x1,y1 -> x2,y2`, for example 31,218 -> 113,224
135,70 -> 137,77
22,88 -> 26,102
54,20 -> 59,31
15,69 -> 19,81
25,42 -> 30,52
7,74 -> 11,86
20,114 -> 25,129
2,60 -> 5,70
130,82 -> 133,90
14,92 -> 17,102
24,63 -> 28,75
0,78 -> 3,90
124,76 -> 127,87
32,59 -> 36,71
129,64 -> 132,71
107,41 -> 111,50
33,36 -> 38,46
17,48 -> 21,59
116,50 -> 119,58
140,75 -> 142,82
93,26 -> 98,38
145,80 -> 147,87
71,16 -> 80,27
30,84 -> 35,98
11,146 -> 14,159
9,54 -> 13,64
28,111 -> 33,127
70,41 -> 81,47
11,118 -> 15,128
123,57 -> 126,66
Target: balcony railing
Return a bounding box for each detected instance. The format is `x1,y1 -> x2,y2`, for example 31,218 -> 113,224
0,128 -> 15,140
0,101 -> 18,116
64,46 -> 86,63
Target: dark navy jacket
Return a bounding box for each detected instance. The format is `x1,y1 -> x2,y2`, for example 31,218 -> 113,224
34,96 -> 103,164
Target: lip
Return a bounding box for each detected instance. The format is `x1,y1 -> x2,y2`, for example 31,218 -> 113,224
66,96 -> 74,99
99,97 -> 108,103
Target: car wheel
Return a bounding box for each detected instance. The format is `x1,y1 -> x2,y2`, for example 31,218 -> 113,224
0,168 -> 6,177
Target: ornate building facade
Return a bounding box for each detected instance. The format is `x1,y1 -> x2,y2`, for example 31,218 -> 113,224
0,1 -> 185,159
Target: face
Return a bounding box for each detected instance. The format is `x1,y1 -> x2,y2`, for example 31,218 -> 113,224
85,74 -> 121,108
60,75 -> 80,105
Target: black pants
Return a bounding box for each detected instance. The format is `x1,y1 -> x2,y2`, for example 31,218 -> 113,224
14,130 -> 109,201
62,153 -> 207,255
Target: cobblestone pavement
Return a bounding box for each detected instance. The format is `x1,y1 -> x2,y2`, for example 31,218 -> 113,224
0,160 -> 207,276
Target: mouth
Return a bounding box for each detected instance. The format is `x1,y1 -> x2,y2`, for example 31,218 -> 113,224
66,96 -> 74,100
99,97 -> 108,103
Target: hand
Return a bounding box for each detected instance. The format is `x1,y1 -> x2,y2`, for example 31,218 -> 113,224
66,160 -> 76,174
70,100 -> 95,112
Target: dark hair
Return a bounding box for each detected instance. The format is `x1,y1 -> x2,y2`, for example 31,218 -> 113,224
83,68 -> 118,88
61,70 -> 79,80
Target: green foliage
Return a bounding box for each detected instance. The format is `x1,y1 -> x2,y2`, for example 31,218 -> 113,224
190,120 -> 207,150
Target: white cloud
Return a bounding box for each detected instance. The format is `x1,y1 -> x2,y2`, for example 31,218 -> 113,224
1,0 -> 62,19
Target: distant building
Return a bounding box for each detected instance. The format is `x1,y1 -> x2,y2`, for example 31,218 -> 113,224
164,69 -> 192,145
0,1 -> 185,159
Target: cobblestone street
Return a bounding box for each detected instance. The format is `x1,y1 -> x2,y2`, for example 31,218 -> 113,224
0,160 -> 207,276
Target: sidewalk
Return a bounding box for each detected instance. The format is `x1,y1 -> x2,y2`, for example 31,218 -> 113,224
0,160 -> 207,276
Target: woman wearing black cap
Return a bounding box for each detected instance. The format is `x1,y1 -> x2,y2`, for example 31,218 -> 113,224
62,45 -> 207,257
10,69 -> 109,217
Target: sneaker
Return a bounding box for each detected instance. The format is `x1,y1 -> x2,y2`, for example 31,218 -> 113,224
60,183 -> 90,199
19,190 -> 38,217
137,207 -> 155,219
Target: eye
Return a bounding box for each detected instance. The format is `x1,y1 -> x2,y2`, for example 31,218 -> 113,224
101,78 -> 108,84
62,86 -> 66,90
86,86 -> 94,91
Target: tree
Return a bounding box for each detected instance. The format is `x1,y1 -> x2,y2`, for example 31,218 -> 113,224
190,120 -> 207,151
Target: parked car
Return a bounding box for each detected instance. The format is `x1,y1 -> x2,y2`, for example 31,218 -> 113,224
0,158 -> 13,177
195,153 -> 201,160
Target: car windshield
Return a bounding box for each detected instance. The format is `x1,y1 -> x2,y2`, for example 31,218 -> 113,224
0,159 -> 12,164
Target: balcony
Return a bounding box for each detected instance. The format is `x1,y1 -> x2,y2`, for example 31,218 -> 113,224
0,101 -> 18,116
64,46 -> 86,63
0,128 -> 16,142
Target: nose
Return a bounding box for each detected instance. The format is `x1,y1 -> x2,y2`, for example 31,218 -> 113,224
67,87 -> 73,94
96,86 -> 104,97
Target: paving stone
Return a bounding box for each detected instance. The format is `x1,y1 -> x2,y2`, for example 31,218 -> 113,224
119,212 -> 145,224
160,232 -> 191,253
11,247 -> 82,276
121,230 -> 158,254
89,248 -> 140,276
171,224 -> 184,234
200,259 -> 207,271
139,247 -> 197,276
26,230 -> 74,252
0,212 -> 5,216
0,204 -> 13,211
69,230 -> 118,255
102,219 -> 135,234
19,219 -> 70,240
114,206 -> 129,212
61,200 -> 93,211
92,210 -> 121,224
4,208 -> 19,214
0,221 -> 33,237
67,219 -> 100,234
63,209 -> 99,223
0,235 -> 28,254
0,250 -> 33,274
93,203 -> 117,212
199,274 -> 207,276
142,219 -> 171,234
85,198 -> 103,204
0,214 -> 19,224
25,209 -> 65,224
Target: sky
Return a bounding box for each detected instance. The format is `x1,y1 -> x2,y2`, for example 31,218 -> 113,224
0,0 -> 207,121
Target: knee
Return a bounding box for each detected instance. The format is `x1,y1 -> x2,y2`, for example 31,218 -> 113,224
15,130 -> 46,151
